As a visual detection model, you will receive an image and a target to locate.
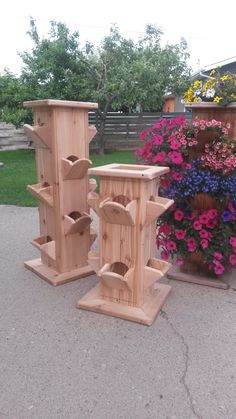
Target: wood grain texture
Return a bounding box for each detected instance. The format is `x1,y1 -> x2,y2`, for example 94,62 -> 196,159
25,258 -> 94,286
24,100 -> 97,284
79,164 -> 172,325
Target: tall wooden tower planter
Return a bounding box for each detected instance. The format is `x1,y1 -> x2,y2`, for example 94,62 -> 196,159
166,102 -> 233,289
78,163 -> 174,325
24,99 -> 98,286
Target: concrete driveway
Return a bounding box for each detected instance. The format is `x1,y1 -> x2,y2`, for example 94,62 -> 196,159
0,205 -> 236,419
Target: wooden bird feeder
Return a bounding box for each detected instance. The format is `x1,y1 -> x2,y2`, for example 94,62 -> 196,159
78,163 -> 174,325
24,99 -> 98,286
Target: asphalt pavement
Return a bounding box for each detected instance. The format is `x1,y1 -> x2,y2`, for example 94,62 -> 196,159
0,205 -> 236,419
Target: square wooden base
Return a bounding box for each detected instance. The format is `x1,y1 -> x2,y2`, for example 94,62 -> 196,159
167,266 -> 229,289
78,283 -> 171,326
24,258 -> 94,286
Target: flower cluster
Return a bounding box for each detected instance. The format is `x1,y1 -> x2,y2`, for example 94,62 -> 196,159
137,115 -> 236,277
157,202 -> 236,276
164,162 -> 236,202
201,141 -> 236,174
183,69 -> 236,106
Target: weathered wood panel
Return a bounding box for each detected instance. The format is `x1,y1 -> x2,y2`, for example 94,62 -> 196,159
0,112 -> 191,151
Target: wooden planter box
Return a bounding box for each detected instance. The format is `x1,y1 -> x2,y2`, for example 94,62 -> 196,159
78,163 -> 174,325
185,102 -> 236,140
24,99 -> 98,286
167,103 -> 231,289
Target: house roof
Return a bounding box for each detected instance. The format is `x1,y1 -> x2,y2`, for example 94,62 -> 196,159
191,55 -> 236,79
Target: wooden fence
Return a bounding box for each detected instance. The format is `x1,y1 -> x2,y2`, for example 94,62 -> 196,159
89,112 -> 191,150
0,112 -> 191,151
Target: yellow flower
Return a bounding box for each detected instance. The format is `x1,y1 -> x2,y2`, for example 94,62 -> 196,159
210,69 -> 216,76
220,75 -> 230,81
213,96 -> 222,103
183,88 -> 194,102
193,97 -> 199,102
193,80 -> 201,89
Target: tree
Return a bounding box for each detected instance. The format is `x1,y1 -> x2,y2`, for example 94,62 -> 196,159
0,71 -> 32,127
0,19 -> 191,152
78,24 -> 190,151
19,18 -> 92,101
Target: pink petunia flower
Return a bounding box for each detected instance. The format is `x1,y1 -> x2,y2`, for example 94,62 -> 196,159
152,151 -> 166,163
213,252 -> 223,260
170,139 -> 181,150
168,151 -> 183,165
199,229 -> 210,239
201,239 -> 209,249
175,229 -> 186,240
208,209 -> 218,219
230,237 -> 236,246
171,171 -> 183,181
139,130 -> 147,140
174,210 -> 184,221
214,264 -> 225,275
229,254 -> 236,267
159,224 -> 171,235
166,240 -> 177,251
153,135 -> 164,145
199,213 -> 209,224
161,250 -> 170,261
193,220 -> 202,230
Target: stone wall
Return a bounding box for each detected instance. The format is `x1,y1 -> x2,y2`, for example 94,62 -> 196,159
0,123 -> 30,150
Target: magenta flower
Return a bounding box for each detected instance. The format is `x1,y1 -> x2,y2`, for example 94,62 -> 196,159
201,239 -> 209,249
214,264 -> 225,275
153,135 -> 164,145
159,224 -> 171,235
230,237 -> 236,246
161,250 -> 170,261
166,240 -> 177,250
199,229 -> 210,239
168,151 -> 183,165
187,238 -> 196,252
206,219 -> 218,229
193,220 -> 202,230
229,254 -> 236,267
213,252 -> 223,260
171,171 -> 183,181
152,151 -> 166,163
170,139 -> 181,150
139,130 -> 147,141
175,229 -> 186,240
174,210 -> 184,221
199,213 -> 209,224
208,209 -> 218,219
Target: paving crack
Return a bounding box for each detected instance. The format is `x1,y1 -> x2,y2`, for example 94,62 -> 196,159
160,310 -> 203,419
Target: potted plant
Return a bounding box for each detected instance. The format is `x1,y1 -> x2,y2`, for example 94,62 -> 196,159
136,116 -> 236,282
183,69 -> 236,139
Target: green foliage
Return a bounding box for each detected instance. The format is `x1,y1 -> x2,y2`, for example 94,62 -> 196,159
0,72 -> 33,127
81,24 -> 190,112
19,18 -> 92,101
0,19 -> 191,149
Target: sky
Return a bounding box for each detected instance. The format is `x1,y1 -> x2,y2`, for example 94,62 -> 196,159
0,0 -> 236,75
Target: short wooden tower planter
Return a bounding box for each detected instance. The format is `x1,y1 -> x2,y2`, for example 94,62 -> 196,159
24,99 -> 98,286
78,163 -> 174,325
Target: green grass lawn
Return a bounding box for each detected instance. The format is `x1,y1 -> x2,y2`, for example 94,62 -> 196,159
0,149 -> 136,206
